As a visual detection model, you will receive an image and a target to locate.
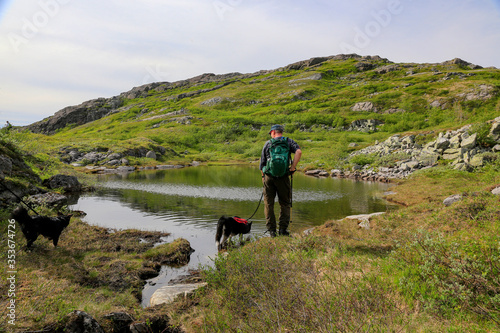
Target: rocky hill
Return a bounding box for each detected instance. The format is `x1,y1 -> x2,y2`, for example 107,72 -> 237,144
27,54 -> 491,135
26,55 -> 352,134
20,54 -> 500,175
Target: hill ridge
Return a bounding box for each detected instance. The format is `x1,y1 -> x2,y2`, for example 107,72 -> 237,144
26,54 -> 488,135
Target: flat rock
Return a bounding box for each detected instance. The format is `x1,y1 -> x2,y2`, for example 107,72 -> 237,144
28,192 -> 67,207
157,165 -> 184,169
305,169 -> 323,176
116,166 -> 136,172
344,212 -> 385,230
149,283 -> 207,306
443,194 -> 462,206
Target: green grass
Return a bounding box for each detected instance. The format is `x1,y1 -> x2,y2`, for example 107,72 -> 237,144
15,57 -> 500,171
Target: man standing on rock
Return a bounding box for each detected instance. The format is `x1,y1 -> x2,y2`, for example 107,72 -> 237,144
260,125 -> 302,237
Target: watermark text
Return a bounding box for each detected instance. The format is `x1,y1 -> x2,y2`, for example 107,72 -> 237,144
213,0 -> 244,21
6,219 -> 17,326
8,0 -> 72,53
339,0 -> 411,54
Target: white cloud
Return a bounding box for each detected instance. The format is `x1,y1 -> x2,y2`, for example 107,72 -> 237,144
1,0 -> 499,126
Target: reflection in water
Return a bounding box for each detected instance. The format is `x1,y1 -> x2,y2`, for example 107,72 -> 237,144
70,166 -> 395,306
103,181 -> 343,202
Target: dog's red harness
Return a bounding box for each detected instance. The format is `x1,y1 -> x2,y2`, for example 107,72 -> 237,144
233,216 -> 249,225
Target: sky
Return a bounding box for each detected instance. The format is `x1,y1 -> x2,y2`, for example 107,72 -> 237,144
1,0 -> 500,126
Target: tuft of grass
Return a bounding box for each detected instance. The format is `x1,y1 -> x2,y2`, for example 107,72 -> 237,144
143,238 -> 193,266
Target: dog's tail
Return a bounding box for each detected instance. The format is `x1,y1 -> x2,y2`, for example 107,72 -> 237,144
215,216 -> 225,249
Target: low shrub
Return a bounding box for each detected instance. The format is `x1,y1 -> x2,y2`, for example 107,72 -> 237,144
394,231 -> 500,323
349,153 -> 376,166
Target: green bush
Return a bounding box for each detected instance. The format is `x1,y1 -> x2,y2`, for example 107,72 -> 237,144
349,153 -> 376,166
394,231 -> 500,321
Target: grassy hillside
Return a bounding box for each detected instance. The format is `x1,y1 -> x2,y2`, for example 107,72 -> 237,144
23,55 -> 500,170
1,55 -> 499,332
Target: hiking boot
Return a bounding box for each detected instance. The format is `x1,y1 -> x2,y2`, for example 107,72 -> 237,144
279,229 -> 290,236
268,230 -> 277,238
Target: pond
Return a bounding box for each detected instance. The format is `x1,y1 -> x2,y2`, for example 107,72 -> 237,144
70,165 -> 394,306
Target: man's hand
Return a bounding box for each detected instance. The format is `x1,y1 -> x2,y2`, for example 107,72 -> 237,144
290,149 -> 302,175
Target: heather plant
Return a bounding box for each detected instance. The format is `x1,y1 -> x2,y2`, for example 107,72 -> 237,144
394,231 -> 500,323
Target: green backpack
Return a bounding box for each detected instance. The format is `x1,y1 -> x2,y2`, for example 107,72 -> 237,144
263,137 -> 290,177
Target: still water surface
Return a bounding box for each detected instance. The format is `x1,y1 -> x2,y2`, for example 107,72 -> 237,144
70,165 -> 394,306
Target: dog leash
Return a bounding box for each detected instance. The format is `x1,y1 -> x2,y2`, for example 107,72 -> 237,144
0,180 -> 40,216
290,172 -> 293,225
246,188 -> 264,221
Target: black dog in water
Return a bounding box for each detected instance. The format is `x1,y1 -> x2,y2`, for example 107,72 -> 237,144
215,216 -> 252,251
11,206 -> 72,249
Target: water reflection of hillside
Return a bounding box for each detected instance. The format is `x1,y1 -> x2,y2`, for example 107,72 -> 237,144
81,166 -> 395,228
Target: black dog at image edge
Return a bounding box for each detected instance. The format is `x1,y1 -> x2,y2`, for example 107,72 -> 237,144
215,216 -> 252,251
11,206 -> 72,249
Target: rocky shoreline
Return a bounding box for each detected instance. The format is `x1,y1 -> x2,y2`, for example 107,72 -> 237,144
305,117 -> 500,183
83,163 -> 196,175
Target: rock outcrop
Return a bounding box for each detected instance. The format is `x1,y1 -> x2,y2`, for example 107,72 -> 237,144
441,58 -> 483,70
58,144 -> 176,167
0,143 -> 44,207
27,97 -> 125,135
347,119 -> 384,132
43,174 -> 82,192
306,117 -> 500,182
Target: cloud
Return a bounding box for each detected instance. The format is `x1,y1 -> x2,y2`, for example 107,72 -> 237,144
1,0 -> 499,126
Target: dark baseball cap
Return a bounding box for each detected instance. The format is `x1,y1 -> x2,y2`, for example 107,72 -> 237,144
269,124 -> 284,133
